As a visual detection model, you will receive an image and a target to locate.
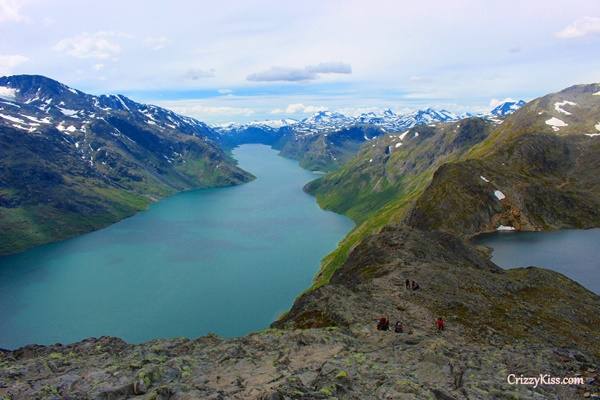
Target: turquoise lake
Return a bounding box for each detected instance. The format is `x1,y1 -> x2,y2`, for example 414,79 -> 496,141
0,144 -> 354,349
476,229 -> 600,295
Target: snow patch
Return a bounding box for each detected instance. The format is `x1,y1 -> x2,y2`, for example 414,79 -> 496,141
22,115 -> 51,124
58,107 -> 79,116
494,190 -> 506,200
554,100 -> 576,115
115,95 -> 130,111
399,130 -> 409,140
545,117 -> 568,131
0,113 -> 25,124
585,133 -> 600,137
480,176 -> 490,183
395,142 -> 402,148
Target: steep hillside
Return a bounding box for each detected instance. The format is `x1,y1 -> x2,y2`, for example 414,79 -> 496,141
0,75 -> 253,255
306,118 -> 493,222
408,84 -> 600,237
305,118 -> 494,286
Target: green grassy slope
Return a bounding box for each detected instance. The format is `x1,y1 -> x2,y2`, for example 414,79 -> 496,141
307,118 -> 494,288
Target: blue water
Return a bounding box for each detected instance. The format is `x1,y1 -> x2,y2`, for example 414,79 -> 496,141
476,229 -> 600,294
0,144 -> 354,349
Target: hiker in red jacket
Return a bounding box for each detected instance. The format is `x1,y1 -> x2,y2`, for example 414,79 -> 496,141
436,317 -> 445,332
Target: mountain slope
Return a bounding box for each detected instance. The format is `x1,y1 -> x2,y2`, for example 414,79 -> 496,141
408,83 -> 600,236
306,118 -> 493,222
304,118 -> 494,286
0,75 -> 253,255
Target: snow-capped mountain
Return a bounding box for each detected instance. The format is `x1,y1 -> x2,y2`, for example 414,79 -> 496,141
490,100 -> 526,117
287,111 -> 357,136
0,74 -> 252,254
0,75 -> 217,141
354,108 -> 459,132
213,118 -> 297,133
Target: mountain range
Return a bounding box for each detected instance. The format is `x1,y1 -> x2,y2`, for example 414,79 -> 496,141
215,103 -> 524,171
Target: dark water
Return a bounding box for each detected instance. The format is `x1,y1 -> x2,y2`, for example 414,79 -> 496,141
0,144 -> 354,349
476,229 -> 600,294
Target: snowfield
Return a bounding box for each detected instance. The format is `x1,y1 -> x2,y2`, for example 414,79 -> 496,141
545,117 -> 568,132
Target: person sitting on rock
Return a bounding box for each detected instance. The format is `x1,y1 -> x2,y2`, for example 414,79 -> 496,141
394,320 -> 404,333
377,317 -> 390,331
436,317 -> 445,332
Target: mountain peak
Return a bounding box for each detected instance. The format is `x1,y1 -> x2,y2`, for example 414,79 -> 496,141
490,99 -> 526,116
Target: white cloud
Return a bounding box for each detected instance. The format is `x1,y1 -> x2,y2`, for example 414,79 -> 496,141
144,36 -> 169,50
93,63 -> 105,71
489,97 -> 516,107
556,17 -> 600,39
54,32 -> 124,60
305,62 -> 352,74
0,0 -> 24,23
271,103 -> 328,114
218,88 -> 233,94
0,54 -> 28,74
184,68 -> 216,80
157,100 -> 254,119
247,62 -> 352,82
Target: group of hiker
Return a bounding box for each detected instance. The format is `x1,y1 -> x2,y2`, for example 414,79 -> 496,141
374,278 -> 445,333
405,279 -> 420,291
376,317 -> 401,332
376,316 -> 445,333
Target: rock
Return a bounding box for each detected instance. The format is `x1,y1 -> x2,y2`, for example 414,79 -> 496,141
133,379 -> 147,395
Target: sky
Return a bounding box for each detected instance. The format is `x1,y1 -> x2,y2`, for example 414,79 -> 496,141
1,0 -> 600,123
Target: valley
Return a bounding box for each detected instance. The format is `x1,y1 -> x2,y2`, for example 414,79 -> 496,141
1,76 -> 599,399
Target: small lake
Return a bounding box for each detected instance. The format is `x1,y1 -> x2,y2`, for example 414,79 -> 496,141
0,144 -> 354,349
476,229 -> 600,294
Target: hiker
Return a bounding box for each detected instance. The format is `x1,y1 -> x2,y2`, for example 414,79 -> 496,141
376,317 -> 390,331
436,317 -> 445,332
394,320 -> 403,333
405,279 -> 410,289
411,280 -> 420,291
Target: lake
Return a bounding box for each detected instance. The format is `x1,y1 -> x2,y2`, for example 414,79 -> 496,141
0,144 -> 354,349
476,229 -> 600,294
